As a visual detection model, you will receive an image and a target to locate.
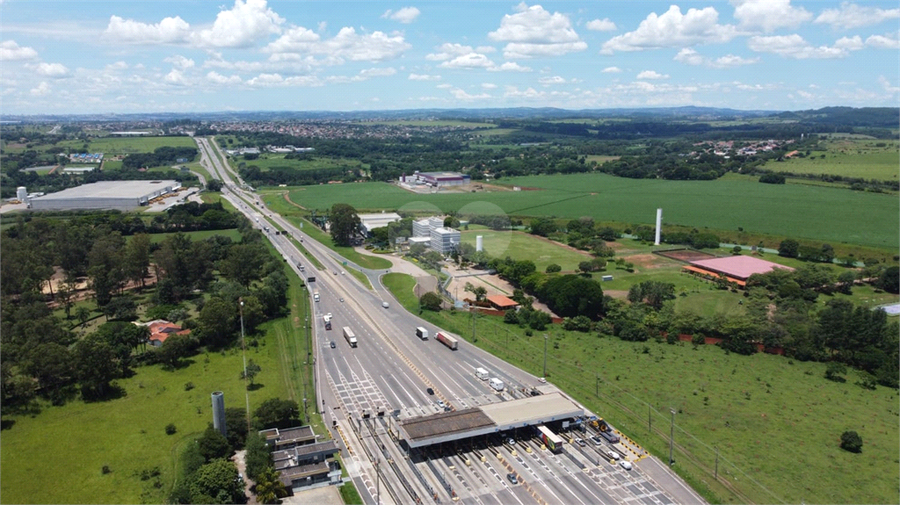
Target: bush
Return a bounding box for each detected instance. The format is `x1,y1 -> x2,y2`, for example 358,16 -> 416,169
165,423 -> 177,435
840,430 -> 863,453
545,263 -> 562,273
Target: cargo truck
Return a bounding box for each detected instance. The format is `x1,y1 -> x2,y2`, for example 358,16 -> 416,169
415,327 -> 429,340
489,377 -> 504,391
342,326 -> 357,347
435,332 -> 458,350
475,367 -> 489,380
323,313 -> 332,330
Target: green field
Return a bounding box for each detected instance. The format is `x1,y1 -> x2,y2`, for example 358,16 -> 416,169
461,228 -> 591,273
384,278 -> 900,504
59,136 -> 197,154
283,173 -> 899,250
765,139 -> 900,181
246,154 -> 364,172
357,119 -> 497,128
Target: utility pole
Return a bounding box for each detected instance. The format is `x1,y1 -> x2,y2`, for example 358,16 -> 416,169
239,298 -> 250,431
471,309 -> 477,343
669,409 -> 676,466
543,334 -> 548,377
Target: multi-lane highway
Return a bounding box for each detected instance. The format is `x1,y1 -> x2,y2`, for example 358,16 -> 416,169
193,136 -> 705,505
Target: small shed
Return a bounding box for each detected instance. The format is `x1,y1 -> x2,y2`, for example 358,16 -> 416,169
486,294 -> 519,311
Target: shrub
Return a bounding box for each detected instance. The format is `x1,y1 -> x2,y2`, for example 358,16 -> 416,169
545,263 -> 562,273
165,423 -> 177,435
840,431 -> 863,453
101,465 -> 111,475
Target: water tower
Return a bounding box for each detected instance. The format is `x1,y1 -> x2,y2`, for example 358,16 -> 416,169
476,235 -> 483,252
654,208 -> 662,246
211,392 -> 227,437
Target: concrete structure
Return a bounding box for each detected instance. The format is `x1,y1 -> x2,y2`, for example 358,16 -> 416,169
430,227 -> 460,254
408,236 -> 431,248
654,208 -> 662,246
28,180 -> 181,211
211,392 -> 226,437
402,171 -> 470,187
412,216 -> 444,238
358,212 -> 402,236
398,392 -> 582,448
476,235 -> 484,252
16,186 -> 26,201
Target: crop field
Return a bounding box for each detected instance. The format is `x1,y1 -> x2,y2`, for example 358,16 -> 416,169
59,136 -> 197,154
584,155 -> 620,164
390,291 -> 900,505
245,154 -> 364,172
765,139 -> 900,181
358,119 -> 497,128
283,173 -> 899,250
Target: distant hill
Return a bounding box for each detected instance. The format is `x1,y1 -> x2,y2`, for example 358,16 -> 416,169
774,106 -> 899,128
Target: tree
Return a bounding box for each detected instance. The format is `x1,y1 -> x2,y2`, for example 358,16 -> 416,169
197,425 -> 231,462
419,291 -> 443,312
241,359 -> 261,387
253,466 -> 287,504
840,430 -> 863,453
123,233 -> 151,290
75,306 -> 92,328
188,458 -> 245,504
244,432 -> 272,480
73,333 -> 120,400
199,297 -> 236,348
778,239 -> 800,258
206,179 -> 223,192
578,261 -> 594,275
529,217 -> 557,237
545,263 -> 561,273
825,361 -> 847,382
254,398 -> 299,429
224,407 -> 250,450
472,286 -> 487,302
25,343 -> 74,403
157,333 -> 193,369
329,203 -> 361,246
876,266 -> 899,294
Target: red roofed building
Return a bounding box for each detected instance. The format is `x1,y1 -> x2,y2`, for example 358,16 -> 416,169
137,319 -> 191,347
685,255 -> 794,287
485,294 -> 519,311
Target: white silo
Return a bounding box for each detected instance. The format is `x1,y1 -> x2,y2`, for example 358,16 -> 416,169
654,208 -> 662,246
476,235 -> 483,252
16,187 -> 27,201
211,391 -> 227,437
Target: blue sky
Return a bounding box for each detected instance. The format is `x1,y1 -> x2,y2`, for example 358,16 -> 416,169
1,0 -> 898,114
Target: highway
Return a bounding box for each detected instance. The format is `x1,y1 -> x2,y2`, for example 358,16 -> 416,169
193,136 -> 706,505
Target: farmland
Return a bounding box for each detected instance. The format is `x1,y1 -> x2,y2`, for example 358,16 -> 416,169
764,138 -> 900,181
61,136 -> 198,154
283,173 -> 899,250
241,154 -> 365,172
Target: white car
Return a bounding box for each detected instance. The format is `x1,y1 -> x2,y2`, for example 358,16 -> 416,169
619,460 -> 632,470
607,450 -> 621,460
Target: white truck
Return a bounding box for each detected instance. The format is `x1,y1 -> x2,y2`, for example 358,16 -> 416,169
475,367 -> 489,380
323,313 -> 332,330
415,327 -> 429,340
489,377 -> 505,391
342,326 -> 357,348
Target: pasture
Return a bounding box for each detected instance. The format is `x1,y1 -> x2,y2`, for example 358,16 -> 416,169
388,286 -> 900,505
282,173 -> 899,250
460,228 -> 591,272
59,136 -> 197,154
245,154 -> 364,172
766,139 -> 899,181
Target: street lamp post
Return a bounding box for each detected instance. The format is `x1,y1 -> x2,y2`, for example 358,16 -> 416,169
543,334 -> 548,378
669,409 -> 676,466
239,298 -> 250,431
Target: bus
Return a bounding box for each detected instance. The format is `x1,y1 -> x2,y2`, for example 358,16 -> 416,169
342,327 -> 357,347
435,332 -> 458,350
536,425 -> 564,454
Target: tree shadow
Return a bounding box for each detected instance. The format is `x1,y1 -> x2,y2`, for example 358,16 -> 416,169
82,384 -> 127,403
163,358 -> 196,371
247,383 -> 265,392
1,419 -> 16,430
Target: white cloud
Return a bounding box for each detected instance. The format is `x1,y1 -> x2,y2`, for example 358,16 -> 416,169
164,55 -> 195,69
192,0 -> 285,48
730,0 -> 812,33
356,67 -> 396,79
878,75 -> 900,93
674,48 -> 759,68
426,43 -> 476,61
586,18 -> 616,32
450,88 -> 490,100
382,7 -> 420,24
600,6 -> 737,53
637,70 -> 668,80
504,85 -> 546,99
164,69 -> 187,85
815,2 -> 900,30
206,71 -> 242,85
439,53 -> 494,69
0,40 -> 39,61
539,76 -> 568,85
104,15 -> 191,44
601,66 -> 621,73
31,62 -> 70,78
866,32 -> 900,49
488,3 -> 586,58
748,34 -> 851,59
30,81 -> 51,96
489,61 -> 532,72
481,82 -> 498,89
436,83 -> 452,89
265,26 -> 410,63
409,73 -> 441,81
246,73 -> 284,87
834,36 -> 864,51
106,61 -> 129,70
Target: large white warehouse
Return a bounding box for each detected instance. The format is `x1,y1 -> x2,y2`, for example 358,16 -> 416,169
28,180 -> 181,211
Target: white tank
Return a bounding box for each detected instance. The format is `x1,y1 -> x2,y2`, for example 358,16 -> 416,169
16,187 -> 27,201
476,235 -> 483,252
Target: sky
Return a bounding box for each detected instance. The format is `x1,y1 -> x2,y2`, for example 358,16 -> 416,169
1,0 -> 899,115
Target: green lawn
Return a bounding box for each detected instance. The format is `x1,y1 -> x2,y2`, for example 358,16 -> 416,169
281,173 -> 898,250
246,154 -> 364,172
765,139 -> 900,181
460,228 -> 591,273
380,286 -> 900,505
59,136 -> 197,154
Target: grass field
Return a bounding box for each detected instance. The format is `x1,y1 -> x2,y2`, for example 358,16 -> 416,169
59,136 -> 197,154
765,139 -> 900,181
0,249 -> 320,504
357,119 -> 497,128
383,276 -> 900,504
461,228 -> 591,273
281,173 -> 898,250
246,154 -> 365,172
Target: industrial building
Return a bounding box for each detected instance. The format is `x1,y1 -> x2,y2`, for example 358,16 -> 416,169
28,180 -> 181,211
358,212 -> 402,236
401,171 -> 471,188
683,255 -> 794,287
261,426 -> 342,493
413,216 -> 445,238
430,227 -> 461,254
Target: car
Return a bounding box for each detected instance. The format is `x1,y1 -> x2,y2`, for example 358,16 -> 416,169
575,438 -> 586,447
339,298 -> 344,302
507,438 -> 515,446
382,301 -> 389,308
619,460 -> 632,470
333,271 -> 338,275
329,341 -> 336,348
591,436 -> 602,446
607,450 -> 621,460
507,473 -> 517,485
426,387 -> 434,395
538,377 -> 547,383
341,271 -> 345,275
437,400 -> 446,409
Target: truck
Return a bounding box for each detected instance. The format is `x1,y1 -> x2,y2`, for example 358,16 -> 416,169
307,276 -> 315,283
342,326 -> 357,348
435,332 -> 458,350
415,327 -> 429,340
475,367 -> 489,380
313,291 -> 320,302
323,313 -> 332,330
489,377 -> 504,391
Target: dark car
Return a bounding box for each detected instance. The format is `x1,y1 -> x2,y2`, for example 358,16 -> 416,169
507,473 -> 517,485
330,341 -> 336,348
426,387 -> 434,395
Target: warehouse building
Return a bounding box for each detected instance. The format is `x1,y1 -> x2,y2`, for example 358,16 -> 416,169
402,171 -> 471,187
358,212 -> 402,236
28,180 -> 181,211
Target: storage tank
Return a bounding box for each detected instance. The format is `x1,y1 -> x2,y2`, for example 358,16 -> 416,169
211,391 -> 227,437
16,186 -> 27,201
476,235 -> 483,252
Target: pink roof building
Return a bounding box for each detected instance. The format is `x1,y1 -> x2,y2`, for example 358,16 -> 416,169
688,256 -> 794,281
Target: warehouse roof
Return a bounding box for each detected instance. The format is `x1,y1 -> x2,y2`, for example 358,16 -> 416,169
32,180 -> 179,200
689,255 -> 793,281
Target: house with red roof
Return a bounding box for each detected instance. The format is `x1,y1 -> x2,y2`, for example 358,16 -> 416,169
136,319 -> 191,347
